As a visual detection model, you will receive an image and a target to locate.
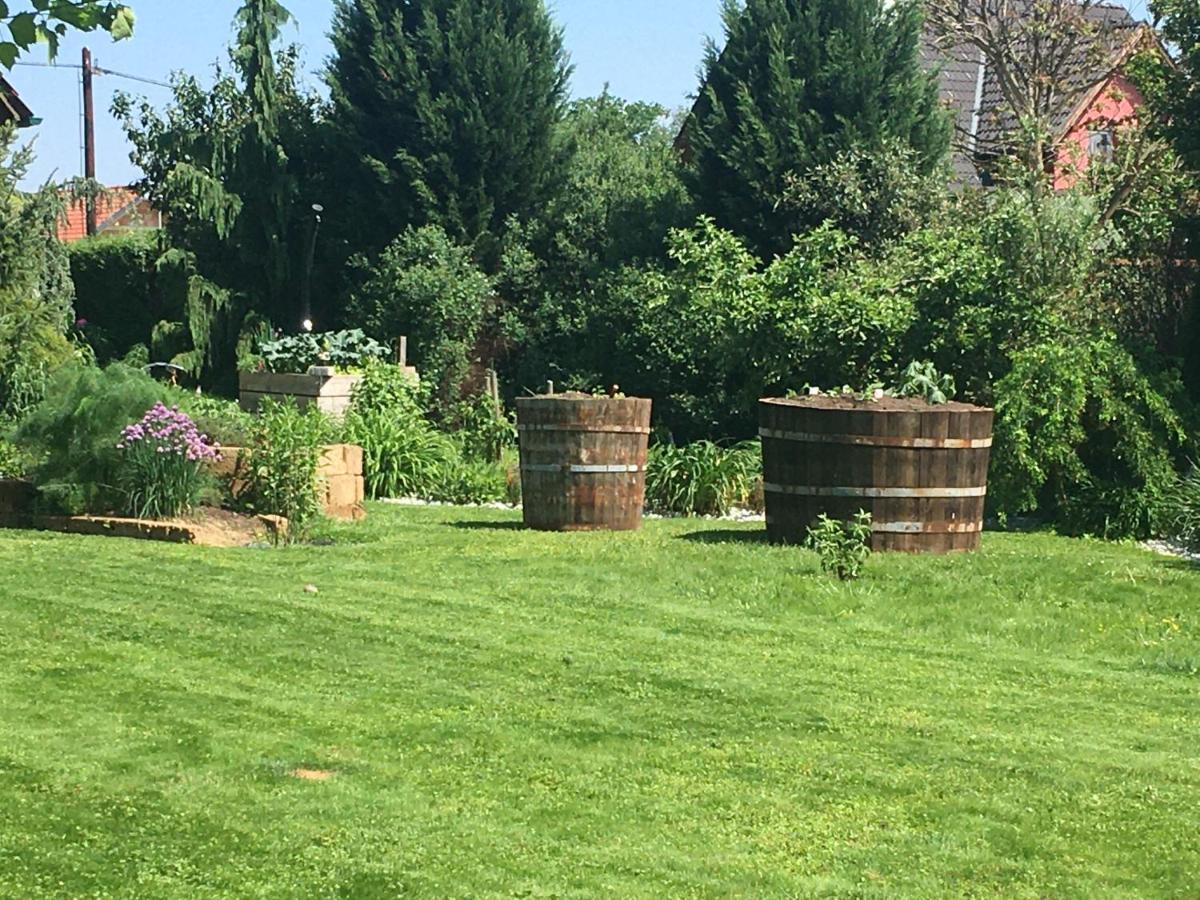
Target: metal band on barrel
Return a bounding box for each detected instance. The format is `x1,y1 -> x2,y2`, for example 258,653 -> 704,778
766,517 -> 984,534
518,424 -> 651,435
521,464 -> 644,474
870,521 -> 984,534
758,428 -> 992,449
762,484 -> 987,499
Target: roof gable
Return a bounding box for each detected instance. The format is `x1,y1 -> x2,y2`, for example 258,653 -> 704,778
0,74 -> 35,128
921,2 -> 1165,182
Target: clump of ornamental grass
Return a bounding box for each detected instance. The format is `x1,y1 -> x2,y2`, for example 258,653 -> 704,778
644,440 -> 761,517
117,403 -> 221,520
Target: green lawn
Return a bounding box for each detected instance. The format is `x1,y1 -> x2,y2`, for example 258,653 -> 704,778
0,505 -> 1197,897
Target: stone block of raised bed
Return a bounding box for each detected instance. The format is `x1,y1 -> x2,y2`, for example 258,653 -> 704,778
238,369 -> 361,417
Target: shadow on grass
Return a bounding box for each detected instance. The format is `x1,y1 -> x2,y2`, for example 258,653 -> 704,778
451,521 -> 527,532
679,529 -> 770,546
1157,558 -> 1200,574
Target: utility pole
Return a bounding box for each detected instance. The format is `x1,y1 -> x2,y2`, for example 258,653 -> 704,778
82,47 -> 97,236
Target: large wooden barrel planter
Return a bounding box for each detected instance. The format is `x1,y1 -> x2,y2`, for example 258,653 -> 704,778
760,396 -> 994,553
516,395 -> 652,531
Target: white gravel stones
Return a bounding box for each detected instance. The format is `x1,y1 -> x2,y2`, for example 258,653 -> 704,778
1142,540 -> 1200,565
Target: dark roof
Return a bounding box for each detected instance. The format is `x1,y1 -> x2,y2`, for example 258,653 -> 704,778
0,74 -> 35,128
976,4 -> 1137,147
922,38 -> 986,185
923,2 -> 1143,183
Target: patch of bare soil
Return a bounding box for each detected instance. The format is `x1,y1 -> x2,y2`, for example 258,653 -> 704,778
290,768 -> 335,782
761,395 -> 986,412
171,507 -> 285,547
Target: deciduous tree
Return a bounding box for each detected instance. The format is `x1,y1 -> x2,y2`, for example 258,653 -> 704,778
1,1 -> 133,67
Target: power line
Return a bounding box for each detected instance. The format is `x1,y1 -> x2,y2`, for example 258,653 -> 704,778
92,66 -> 170,89
13,59 -> 170,89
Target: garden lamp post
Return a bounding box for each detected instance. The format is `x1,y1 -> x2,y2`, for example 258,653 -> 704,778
301,203 -> 324,333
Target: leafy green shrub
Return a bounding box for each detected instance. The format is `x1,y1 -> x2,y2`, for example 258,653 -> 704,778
244,399 -> 333,542
67,231 -> 162,362
1161,467 -> 1200,550
426,459 -> 510,505
990,339 -> 1191,539
348,225 -> 493,410
254,329 -> 389,374
116,402 -> 220,519
807,512 -> 873,581
0,438 -> 30,480
13,364 -> 170,513
0,359 -> 52,427
175,394 -> 254,447
344,362 -> 455,499
779,140 -> 948,249
448,393 -> 516,463
614,220 -> 914,440
644,440 -> 761,517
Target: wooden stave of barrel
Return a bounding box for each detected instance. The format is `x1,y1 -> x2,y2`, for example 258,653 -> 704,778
759,397 -> 995,553
516,395 -> 653,532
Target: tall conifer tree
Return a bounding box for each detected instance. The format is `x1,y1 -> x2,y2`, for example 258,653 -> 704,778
326,0 -> 572,264
685,0 -> 949,258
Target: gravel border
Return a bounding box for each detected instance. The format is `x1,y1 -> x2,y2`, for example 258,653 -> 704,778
1141,540 -> 1200,564
379,496 -> 766,522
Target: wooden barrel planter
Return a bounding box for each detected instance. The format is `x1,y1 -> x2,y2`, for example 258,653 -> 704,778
516,395 -> 652,531
760,396 -> 994,553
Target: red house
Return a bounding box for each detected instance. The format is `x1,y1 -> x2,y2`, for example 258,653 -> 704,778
924,4 -> 1167,188
58,186 -> 164,243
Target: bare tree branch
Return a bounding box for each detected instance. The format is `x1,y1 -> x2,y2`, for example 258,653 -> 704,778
925,0 -> 1121,173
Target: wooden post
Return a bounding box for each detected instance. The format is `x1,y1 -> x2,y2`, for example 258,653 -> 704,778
394,336 -> 408,368
82,47 -> 97,237
486,368 -> 500,406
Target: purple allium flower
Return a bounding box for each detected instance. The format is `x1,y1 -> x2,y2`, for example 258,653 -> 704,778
116,403 -> 220,462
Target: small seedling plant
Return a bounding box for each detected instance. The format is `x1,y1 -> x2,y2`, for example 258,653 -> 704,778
796,361 -> 957,405
896,361 -> 957,405
806,511 -> 873,580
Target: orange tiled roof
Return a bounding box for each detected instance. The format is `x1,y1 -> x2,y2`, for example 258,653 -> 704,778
58,187 -> 162,243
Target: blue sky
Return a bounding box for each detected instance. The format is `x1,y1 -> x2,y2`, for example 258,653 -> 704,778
9,0 -> 1151,188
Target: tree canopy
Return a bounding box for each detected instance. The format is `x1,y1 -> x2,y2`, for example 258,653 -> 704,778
0,129 -> 75,419
113,0 -> 319,385
683,0 -> 949,259
1,1 -> 133,68
326,0 -> 573,265
1148,0 -> 1200,171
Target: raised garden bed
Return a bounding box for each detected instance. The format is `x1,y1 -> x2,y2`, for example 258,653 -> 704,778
516,394 -> 653,532
238,366 -> 418,417
759,395 -> 994,554
0,505 -> 284,547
